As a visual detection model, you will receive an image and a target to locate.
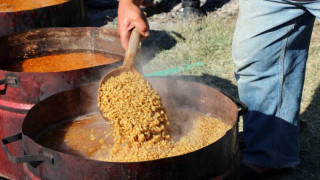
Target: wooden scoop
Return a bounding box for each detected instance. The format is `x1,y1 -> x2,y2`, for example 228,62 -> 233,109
98,28 -> 142,118
99,27 -> 141,86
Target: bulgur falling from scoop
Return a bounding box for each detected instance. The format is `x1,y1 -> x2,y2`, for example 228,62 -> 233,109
98,72 -> 170,151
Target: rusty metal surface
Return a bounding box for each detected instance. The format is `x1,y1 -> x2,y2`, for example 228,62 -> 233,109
0,0 -> 89,37
20,79 -> 240,180
0,27 -> 124,179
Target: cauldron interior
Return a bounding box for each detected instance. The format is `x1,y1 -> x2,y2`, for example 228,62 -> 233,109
0,27 -> 124,69
23,78 -> 238,139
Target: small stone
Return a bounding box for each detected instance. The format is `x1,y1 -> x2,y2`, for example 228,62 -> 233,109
172,3 -> 182,11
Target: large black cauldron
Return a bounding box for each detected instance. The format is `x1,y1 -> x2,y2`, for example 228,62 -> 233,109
2,79 -> 247,180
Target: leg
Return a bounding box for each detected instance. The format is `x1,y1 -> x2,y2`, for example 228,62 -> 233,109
182,0 -> 202,19
182,0 -> 200,8
232,0 -> 315,168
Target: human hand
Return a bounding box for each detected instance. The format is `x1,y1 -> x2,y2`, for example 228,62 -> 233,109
118,0 -> 149,50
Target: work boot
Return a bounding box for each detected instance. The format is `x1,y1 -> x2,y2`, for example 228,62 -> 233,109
86,0 -> 117,10
182,0 -> 202,20
183,7 -> 202,20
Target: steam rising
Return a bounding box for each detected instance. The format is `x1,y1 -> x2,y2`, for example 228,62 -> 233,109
36,38 -> 237,161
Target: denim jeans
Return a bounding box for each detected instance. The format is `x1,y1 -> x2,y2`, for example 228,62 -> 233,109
232,0 -> 320,168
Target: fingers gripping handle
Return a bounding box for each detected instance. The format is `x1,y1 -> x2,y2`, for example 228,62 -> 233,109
123,28 -> 141,68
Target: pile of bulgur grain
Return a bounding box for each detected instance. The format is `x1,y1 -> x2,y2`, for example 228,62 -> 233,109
96,71 -> 233,162
98,71 -> 170,152
92,109 -> 232,162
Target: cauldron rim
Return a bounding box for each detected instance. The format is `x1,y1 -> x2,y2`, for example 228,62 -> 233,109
0,0 -> 73,13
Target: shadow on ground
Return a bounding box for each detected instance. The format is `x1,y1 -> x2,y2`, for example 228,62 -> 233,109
284,84 -> 320,179
143,0 -> 180,17
87,0 -> 234,27
144,0 -> 233,17
202,0 -> 231,12
168,74 -> 238,98
140,30 -> 180,65
300,85 -> 320,124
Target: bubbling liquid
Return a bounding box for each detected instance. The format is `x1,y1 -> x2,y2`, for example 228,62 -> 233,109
37,109 -> 232,162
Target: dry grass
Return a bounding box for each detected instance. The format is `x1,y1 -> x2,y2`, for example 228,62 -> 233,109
143,16 -> 236,80
142,15 -> 320,179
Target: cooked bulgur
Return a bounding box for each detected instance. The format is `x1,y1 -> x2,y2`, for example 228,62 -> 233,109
37,110 -> 232,162
93,109 -> 232,162
98,71 -> 170,151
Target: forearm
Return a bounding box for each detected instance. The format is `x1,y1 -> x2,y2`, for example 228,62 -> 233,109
118,0 -> 149,49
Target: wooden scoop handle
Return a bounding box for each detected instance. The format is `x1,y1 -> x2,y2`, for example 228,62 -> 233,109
123,28 -> 141,68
